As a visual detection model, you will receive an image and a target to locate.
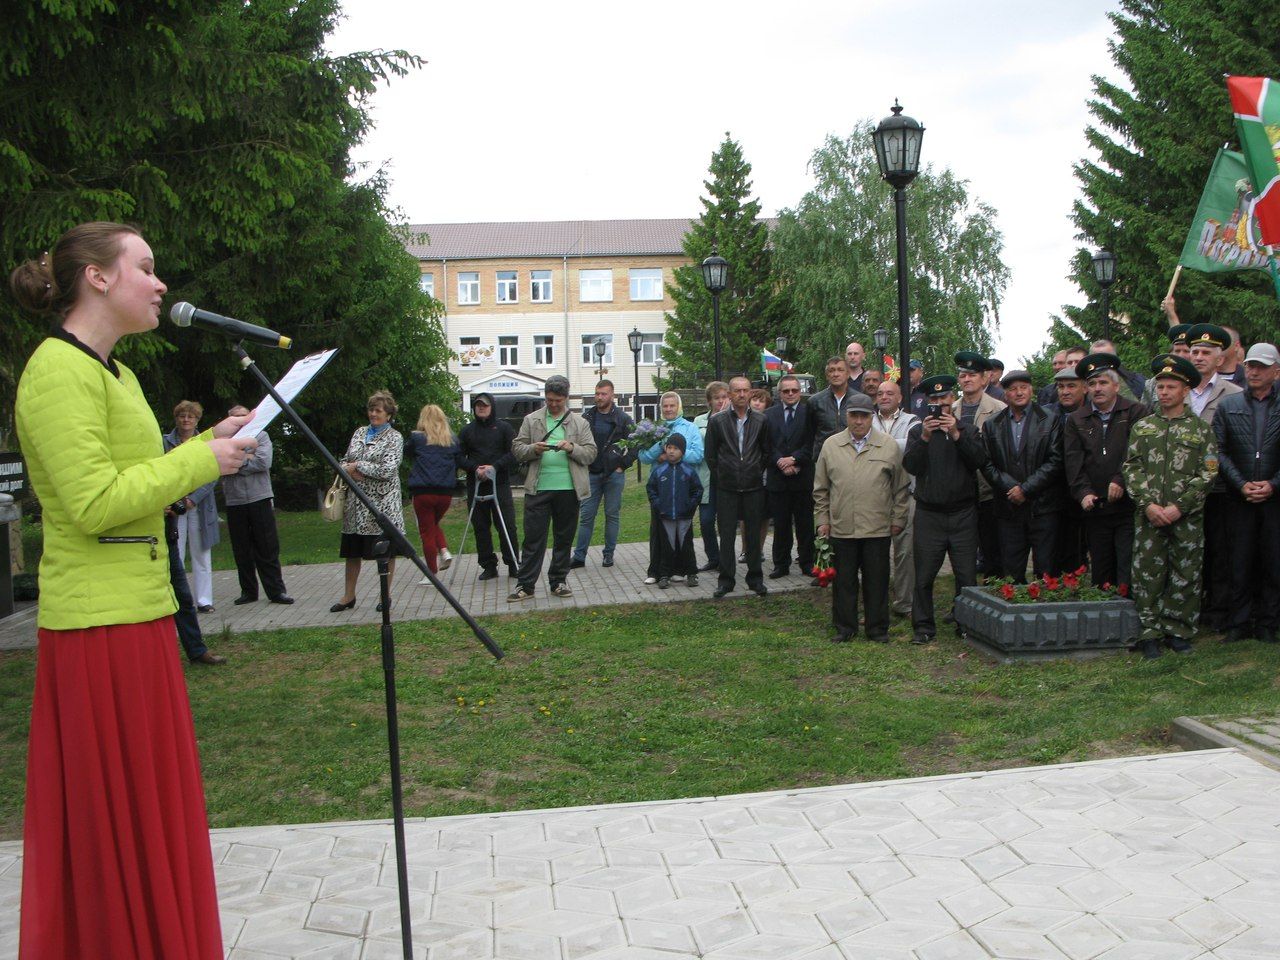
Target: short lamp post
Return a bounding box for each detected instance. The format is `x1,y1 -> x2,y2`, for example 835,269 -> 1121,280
872,100 -> 925,410
700,248 -> 730,382
1091,249 -> 1117,342
627,327 -> 644,480
873,327 -> 889,375
593,337 -> 607,381
775,336 -> 787,381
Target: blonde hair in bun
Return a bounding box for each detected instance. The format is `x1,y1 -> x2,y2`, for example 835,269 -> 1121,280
9,221 -> 141,318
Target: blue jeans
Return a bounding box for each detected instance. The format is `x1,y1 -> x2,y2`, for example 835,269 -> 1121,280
573,469 -> 626,561
167,532 -> 207,661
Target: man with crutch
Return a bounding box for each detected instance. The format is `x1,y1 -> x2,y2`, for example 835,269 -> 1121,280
458,392 -> 519,580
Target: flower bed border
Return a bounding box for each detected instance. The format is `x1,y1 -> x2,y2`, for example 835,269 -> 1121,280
954,585 -> 1140,662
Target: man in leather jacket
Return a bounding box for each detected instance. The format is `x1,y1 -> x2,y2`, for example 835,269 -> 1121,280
570,380 -> 636,569
1213,343 -> 1280,644
705,375 -> 771,598
980,370 -> 1065,581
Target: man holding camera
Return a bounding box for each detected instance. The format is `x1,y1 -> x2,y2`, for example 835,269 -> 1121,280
903,375 -> 989,645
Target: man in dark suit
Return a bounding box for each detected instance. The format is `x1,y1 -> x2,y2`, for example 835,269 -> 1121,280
705,375 -> 772,598
764,373 -> 817,578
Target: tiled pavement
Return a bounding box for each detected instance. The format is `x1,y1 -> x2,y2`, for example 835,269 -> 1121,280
0,539 -> 815,651
3,748 -> 1280,958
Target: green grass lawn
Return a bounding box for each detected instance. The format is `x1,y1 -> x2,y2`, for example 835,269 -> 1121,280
19,467 -> 659,572
3,585 -> 1279,840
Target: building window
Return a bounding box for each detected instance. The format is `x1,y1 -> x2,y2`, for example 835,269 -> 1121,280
419,272 -> 435,298
534,334 -> 555,367
530,269 -> 553,303
459,336 -> 482,367
629,268 -> 663,301
578,269 -> 613,302
457,272 -> 480,305
581,334 -> 614,366
498,335 -> 518,368
496,270 -> 518,303
639,333 -> 664,364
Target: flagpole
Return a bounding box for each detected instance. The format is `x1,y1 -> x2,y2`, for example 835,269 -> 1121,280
1165,264 -> 1182,302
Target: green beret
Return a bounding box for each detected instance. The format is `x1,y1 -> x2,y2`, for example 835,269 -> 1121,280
1187,323 -> 1230,350
1075,352 -> 1121,381
919,375 -> 958,398
1149,353 -> 1199,386
954,351 -> 990,373
1168,323 -> 1192,346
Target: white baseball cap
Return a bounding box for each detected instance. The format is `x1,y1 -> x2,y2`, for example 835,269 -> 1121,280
1245,343 -> 1280,366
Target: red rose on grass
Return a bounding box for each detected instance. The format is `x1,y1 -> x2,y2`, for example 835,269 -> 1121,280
1027,584 -> 1041,599
1000,584 -> 1015,600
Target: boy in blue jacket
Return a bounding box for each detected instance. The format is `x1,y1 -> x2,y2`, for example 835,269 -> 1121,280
646,433 -> 704,588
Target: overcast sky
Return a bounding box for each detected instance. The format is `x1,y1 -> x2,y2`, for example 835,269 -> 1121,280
329,0 -> 1120,365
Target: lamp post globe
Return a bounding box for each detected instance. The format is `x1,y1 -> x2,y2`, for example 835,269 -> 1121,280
872,101 -> 925,410
1091,249 -> 1117,342
593,337 -> 607,380
700,248 -> 730,382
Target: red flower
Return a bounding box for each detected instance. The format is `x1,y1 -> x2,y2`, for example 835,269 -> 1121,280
1102,582 -> 1112,591
1075,565 -> 1088,577
1045,578 -> 1060,591
811,565 -> 821,576
1027,584 -> 1041,599
1118,583 -> 1129,597
1062,574 -> 1079,590
825,567 -> 836,577
1000,584 -> 1016,600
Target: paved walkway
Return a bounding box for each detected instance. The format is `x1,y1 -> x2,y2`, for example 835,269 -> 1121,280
0,540 -> 817,651
3,748 -> 1279,959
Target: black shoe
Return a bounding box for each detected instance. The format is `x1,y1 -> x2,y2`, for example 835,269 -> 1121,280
329,599 -> 356,612
192,651 -> 227,665
1260,628 -> 1278,644
1138,639 -> 1163,660
1223,628 -> 1249,644
830,633 -> 852,643
658,577 -> 671,589
699,561 -> 720,572
569,558 -> 586,569
1166,637 -> 1194,654
197,604 -> 214,613
234,594 -> 258,605
713,586 -> 732,599
478,568 -> 498,581
910,634 -> 934,645
754,585 -> 769,597
603,557 -> 614,568
768,568 -> 789,579
268,594 -> 294,605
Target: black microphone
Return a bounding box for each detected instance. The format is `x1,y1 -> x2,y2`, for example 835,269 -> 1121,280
169,301 -> 292,350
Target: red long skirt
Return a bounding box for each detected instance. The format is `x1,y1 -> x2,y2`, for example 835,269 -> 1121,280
20,617 -> 223,959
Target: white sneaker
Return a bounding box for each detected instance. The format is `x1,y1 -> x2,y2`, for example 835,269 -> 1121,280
438,548 -> 453,570
643,576 -> 657,585
419,576 -> 431,585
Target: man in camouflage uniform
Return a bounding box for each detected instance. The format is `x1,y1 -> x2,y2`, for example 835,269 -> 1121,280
1123,354 -> 1218,660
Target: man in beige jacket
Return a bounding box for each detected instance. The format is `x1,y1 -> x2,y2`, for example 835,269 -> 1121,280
814,393 -> 911,643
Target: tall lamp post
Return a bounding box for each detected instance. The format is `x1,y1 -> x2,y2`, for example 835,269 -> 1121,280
873,327 -> 889,375
593,337 -> 607,381
872,101 -> 925,411
1091,249 -> 1117,342
628,327 -> 644,480
700,248 -> 730,382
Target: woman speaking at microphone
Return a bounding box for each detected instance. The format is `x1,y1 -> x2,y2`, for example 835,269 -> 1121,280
10,221 -> 256,958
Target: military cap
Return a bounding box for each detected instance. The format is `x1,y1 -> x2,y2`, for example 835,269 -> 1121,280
845,392 -> 875,414
1187,323 -> 1230,350
999,368 -> 1032,388
1075,352 -> 1121,381
1149,353 -> 1198,386
919,374 -> 958,398
1168,323 -> 1192,347
988,358 -> 1005,371
1054,367 -> 1082,382
954,351 -> 991,373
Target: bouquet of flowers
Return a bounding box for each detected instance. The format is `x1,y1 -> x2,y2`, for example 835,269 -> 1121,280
811,536 -> 836,587
991,566 -> 1129,603
619,419 -> 670,451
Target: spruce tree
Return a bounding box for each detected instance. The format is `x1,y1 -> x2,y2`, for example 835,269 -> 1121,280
664,134 -> 776,383
1072,0 -> 1280,357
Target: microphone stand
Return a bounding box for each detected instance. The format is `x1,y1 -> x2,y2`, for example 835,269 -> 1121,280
231,342 -> 503,960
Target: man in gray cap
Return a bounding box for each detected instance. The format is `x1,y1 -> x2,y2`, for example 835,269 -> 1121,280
1213,342 -> 1280,644
509,376 -> 597,601
980,370 -> 1065,580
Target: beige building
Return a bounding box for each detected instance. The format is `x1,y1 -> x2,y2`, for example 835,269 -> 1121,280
406,219 -> 692,415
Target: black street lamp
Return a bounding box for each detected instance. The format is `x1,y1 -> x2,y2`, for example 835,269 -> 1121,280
872,100 -> 925,411
627,327 -> 644,479
775,336 -> 787,380
1091,249 -> 1117,342
873,327 -> 889,375
700,248 -> 730,381
593,337 -> 607,381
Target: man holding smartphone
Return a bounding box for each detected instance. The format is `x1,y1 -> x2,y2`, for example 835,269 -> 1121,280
903,375 -> 990,645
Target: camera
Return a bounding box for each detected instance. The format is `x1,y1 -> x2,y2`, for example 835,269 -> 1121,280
927,404 -> 943,419
169,499 -> 188,516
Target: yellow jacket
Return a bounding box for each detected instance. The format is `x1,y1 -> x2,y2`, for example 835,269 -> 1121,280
17,338 -> 218,629
813,429 -> 911,538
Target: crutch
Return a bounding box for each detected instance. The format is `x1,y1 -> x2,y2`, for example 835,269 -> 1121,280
450,470 -> 516,585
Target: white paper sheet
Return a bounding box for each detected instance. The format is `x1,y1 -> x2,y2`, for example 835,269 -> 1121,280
233,348 -> 338,439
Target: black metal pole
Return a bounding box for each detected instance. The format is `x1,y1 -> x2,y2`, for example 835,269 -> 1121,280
712,292 -> 723,382
879,349 -> 885,375
893,186 -> 912,411
633,350 -> 642,481
1102,286 -> 1111,342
